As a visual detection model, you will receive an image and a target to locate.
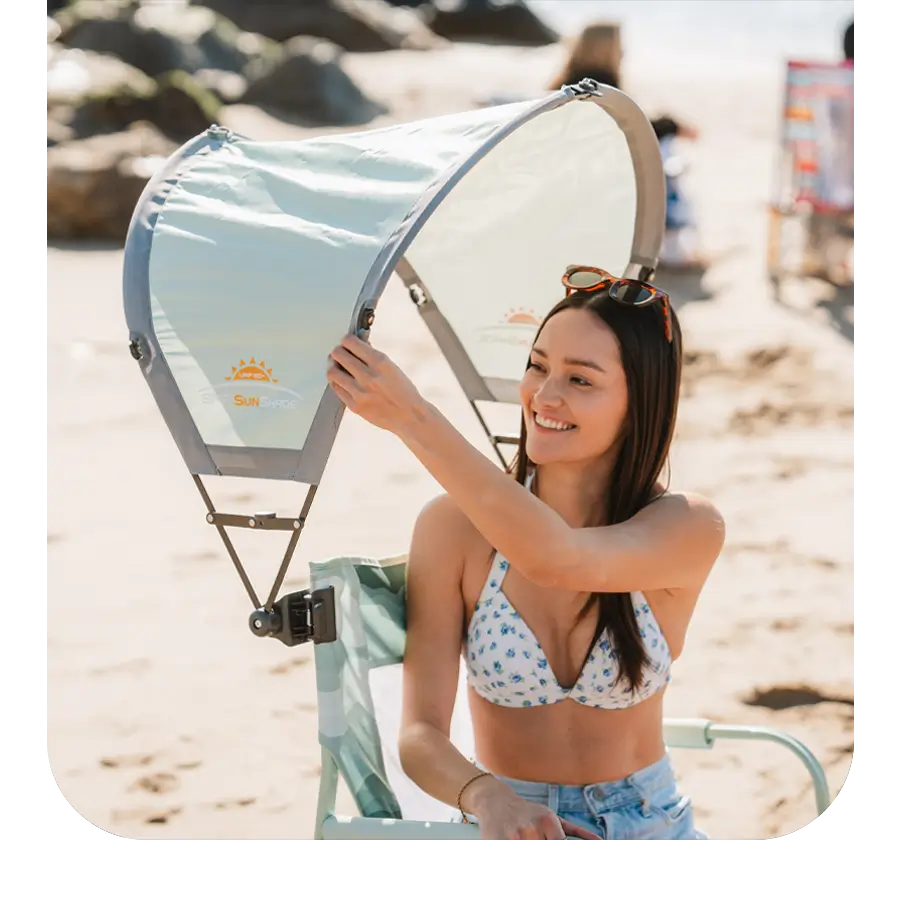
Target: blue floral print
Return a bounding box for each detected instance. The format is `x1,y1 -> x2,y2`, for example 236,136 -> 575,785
465,550 -> 672,710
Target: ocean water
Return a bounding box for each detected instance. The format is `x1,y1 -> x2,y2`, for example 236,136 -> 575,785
527,0 -> 854,70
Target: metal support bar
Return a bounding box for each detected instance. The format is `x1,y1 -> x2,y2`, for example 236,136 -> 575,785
314,749 -> 340,840
320,814 -> 482,840
467,400 -> 510,469
205,511 -> 303,531
265,485 -> 317,609
192,474 -> 261,608
191,475 -> 317,614
319,814 -> 584,840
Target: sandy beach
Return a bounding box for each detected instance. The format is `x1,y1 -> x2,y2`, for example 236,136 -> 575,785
47,37 -> 853,840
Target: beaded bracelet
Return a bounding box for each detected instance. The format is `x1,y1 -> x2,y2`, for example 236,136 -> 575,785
457,771 -> 493,824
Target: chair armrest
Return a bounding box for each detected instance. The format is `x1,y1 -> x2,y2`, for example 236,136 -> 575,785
663,717 -> 714,749
319,814 -> 587,840
320,814 -> 482,840
663,717 -> 831,816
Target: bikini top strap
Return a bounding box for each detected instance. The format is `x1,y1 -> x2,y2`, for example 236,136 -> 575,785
478,551 -> 511,604
477,472 -> 533,603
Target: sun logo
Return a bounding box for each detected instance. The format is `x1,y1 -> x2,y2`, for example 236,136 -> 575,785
502,308 -> 542,326
226,357 -> 278,383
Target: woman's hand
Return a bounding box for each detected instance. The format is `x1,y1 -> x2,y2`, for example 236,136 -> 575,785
327,335 -> 425,435
465,777 -> 602,840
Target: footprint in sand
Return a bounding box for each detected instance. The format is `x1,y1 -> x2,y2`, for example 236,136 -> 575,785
100,753 -> 155,769
131,772 -> 180,795
89,658 -> 152,676
729,401 -> 853,436
112,806 -> 182,826
212,797 -> 257,810
172,550 -> 219,566
269,657 -> 309,676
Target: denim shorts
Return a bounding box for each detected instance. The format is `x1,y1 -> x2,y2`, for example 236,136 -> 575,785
463,754 -> 708,840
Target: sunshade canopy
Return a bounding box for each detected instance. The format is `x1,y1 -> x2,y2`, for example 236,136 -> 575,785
124,80 -> 665,484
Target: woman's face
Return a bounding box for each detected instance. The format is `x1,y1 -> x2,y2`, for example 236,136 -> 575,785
519,307 -> 628,467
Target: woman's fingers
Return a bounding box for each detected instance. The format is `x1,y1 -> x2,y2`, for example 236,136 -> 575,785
330,345 -> 371,382
340,333 -> 381,366
326,362 -> 359,398
559,817 -> 602,840
330,382 -> 355,409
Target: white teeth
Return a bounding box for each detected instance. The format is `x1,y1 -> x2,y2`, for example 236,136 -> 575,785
534,414 -> 575,431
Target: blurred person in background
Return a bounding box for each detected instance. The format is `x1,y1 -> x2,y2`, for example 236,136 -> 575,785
549,23 -> 705,271
843,20 -> 853,61
803,18 -> 853,283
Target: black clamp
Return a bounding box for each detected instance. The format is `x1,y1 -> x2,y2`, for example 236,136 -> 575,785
248,587 -> 337,647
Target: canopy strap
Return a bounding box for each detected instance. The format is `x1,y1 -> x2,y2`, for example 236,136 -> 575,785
394,257 -> 517,467
191,474 -> 317,611
394,259 -> 493,403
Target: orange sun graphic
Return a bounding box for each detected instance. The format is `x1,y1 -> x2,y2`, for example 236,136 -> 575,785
502,307 -> 542,326
225,357 -> 278,383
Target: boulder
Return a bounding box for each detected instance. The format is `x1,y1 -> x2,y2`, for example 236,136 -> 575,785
48,48 -> 220,143
47,122 -> 176,240
419,0 -> 558,46
47,118 -> 75,149
47,46 -> 156,109
192,0 -> 442,51
241,36 -> 386,125
192,68 -> 248,105
55,0 -> 280,78
48,16 -> 62,43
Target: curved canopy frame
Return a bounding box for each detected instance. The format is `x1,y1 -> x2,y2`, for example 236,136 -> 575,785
122,79 -> 665,625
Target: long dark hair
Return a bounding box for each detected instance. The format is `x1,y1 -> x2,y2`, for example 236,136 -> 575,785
511,287 -> 683,692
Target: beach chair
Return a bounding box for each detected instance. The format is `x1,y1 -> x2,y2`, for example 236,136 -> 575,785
306,554 -> 830,839
768,60 -> 853,290
122,78 -> 829,837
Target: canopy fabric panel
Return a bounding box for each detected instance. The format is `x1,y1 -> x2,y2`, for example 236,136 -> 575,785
124,82 -> 664,482
124,100 -> 542,481
403,98 -> 639,402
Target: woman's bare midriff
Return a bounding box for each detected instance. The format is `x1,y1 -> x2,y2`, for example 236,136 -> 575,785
467,684 -> 667,784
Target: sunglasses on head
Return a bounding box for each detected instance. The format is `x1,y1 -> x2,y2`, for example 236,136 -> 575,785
561,265 -> 672,343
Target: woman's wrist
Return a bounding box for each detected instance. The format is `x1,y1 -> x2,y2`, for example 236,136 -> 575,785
397,397 -> 442,448
461,773 -> 516,817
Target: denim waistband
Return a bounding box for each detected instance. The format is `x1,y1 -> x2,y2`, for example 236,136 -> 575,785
479,754 -> 677,815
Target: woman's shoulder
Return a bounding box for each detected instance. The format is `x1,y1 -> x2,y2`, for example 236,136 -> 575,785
645,488 -> 726,549
409,494 -> 494,601
412,493 -> 489,557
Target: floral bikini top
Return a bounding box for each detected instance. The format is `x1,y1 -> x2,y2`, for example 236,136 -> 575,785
464,551 -> 672,710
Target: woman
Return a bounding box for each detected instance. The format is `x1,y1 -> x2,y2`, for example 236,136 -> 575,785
326,266 -> 725,839
548,22 -> 705,271
547,21 -> 699,143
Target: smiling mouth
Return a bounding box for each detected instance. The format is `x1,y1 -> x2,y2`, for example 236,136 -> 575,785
533,412 -> 577,432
